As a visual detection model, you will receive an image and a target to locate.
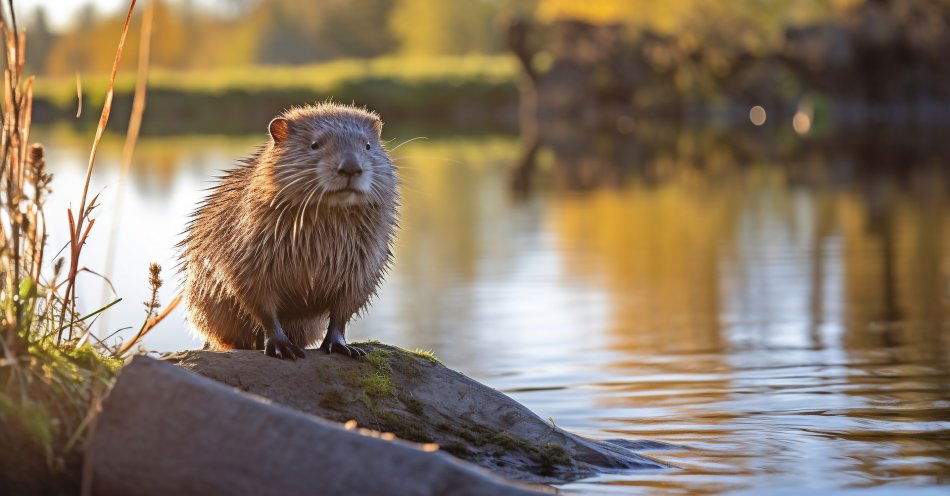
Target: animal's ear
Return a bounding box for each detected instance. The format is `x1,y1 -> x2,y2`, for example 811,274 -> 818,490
269,117 -> 291,143
373,118 -> 383,137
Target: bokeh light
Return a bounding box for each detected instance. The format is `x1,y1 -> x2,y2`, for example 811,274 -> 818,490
749,105 -> 767,126
793,111 -> 812,134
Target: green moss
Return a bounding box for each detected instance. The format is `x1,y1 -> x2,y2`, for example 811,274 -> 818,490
363,349 -> 393,371
453,423 -> 500,447
458,428 -> 481,445
2,338 -> 120,462
19,406 -> 54,449
452,427 -> 573,472
378,411 -> 433,444
537,443 -> 571,471
338,367 -> 366,388
338,348 -> 397,399
359,370 -> 395,398
66,343 -> 123,375
0,392 -> 54,448
408,348 -> 444,366
491,431 -> 524,451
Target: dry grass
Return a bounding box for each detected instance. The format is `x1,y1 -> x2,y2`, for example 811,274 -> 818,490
0,0 -> 171,488
57,0 -> 138,345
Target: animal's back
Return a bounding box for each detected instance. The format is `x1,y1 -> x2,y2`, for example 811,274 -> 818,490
181,163 -> 261,348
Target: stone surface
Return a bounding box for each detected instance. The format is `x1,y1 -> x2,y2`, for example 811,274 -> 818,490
88,355 -> 547,496
165,343 -> 666,484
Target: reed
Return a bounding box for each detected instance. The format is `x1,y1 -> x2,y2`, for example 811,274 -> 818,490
0,0 -> 169,489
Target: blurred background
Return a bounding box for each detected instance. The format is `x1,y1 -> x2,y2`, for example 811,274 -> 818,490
21,0 -> 950,494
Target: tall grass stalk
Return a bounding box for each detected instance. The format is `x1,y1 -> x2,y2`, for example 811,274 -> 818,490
99,0 -> 153,339
58,0 -> 137,344
0,0 -> 159,490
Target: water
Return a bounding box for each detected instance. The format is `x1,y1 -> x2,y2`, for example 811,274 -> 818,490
35,124 -> 949,494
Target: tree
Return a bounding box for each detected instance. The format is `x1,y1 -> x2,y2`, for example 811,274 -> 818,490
389,0 -> 507,56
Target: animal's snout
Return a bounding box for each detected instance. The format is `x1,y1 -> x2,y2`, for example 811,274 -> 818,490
337,156 -> 363,177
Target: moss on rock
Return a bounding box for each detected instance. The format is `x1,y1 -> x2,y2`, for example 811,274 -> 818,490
359,371 -> 395,398
169,343 -> 665,484
408,348 -> 444,366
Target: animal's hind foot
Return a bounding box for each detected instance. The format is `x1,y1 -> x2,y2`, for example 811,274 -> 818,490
319,332 -> 366,358
264,334 -> 306,360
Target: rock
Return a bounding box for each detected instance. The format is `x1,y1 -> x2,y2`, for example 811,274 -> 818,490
88,355 -> 547,496
165,343 -> 666,484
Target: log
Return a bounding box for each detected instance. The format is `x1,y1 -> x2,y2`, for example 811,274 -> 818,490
87,355 -> 547,496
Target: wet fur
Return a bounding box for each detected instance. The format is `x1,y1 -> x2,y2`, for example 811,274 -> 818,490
179,103 -> 398,350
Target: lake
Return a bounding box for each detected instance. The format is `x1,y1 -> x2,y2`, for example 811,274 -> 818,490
34,123 -> 949,495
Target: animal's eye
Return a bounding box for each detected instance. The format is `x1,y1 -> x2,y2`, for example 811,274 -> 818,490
310,141 -> 320,150
365,142 -> 371,151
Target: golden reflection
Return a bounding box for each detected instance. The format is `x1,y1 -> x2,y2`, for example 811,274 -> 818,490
538,130 -> 949,492
837,185 -> 949,356
549,177 -> 736,352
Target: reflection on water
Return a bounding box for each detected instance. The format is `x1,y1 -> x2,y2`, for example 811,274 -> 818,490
35,124 -> 948,494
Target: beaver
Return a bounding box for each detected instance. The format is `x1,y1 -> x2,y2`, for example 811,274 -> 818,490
179,103 -> 398,359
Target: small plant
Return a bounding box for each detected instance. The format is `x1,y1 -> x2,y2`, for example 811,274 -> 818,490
116,262 -> 170,357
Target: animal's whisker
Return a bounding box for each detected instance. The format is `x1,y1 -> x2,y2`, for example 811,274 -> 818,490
293,181 -> 324,243
389,154 -> 465,166
275,161 -> 321,168
273,176 -> 319,240
387,136 -> 428,152
270,172 -> 316,208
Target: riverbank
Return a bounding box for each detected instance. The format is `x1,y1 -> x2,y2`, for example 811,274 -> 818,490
32,56 -> 521,134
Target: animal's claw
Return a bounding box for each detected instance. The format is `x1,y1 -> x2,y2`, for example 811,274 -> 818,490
319,332 -> 364,359
264,335 -> 306,360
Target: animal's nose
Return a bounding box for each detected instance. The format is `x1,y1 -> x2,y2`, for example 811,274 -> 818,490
337,157 -> 363,177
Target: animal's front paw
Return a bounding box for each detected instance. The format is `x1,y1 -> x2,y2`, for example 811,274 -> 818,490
264,335 -> 306,360
319,334 -> 366,358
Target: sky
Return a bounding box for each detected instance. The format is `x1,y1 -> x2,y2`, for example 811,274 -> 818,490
14,0 -> 127,30
13,0 -> 230,31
